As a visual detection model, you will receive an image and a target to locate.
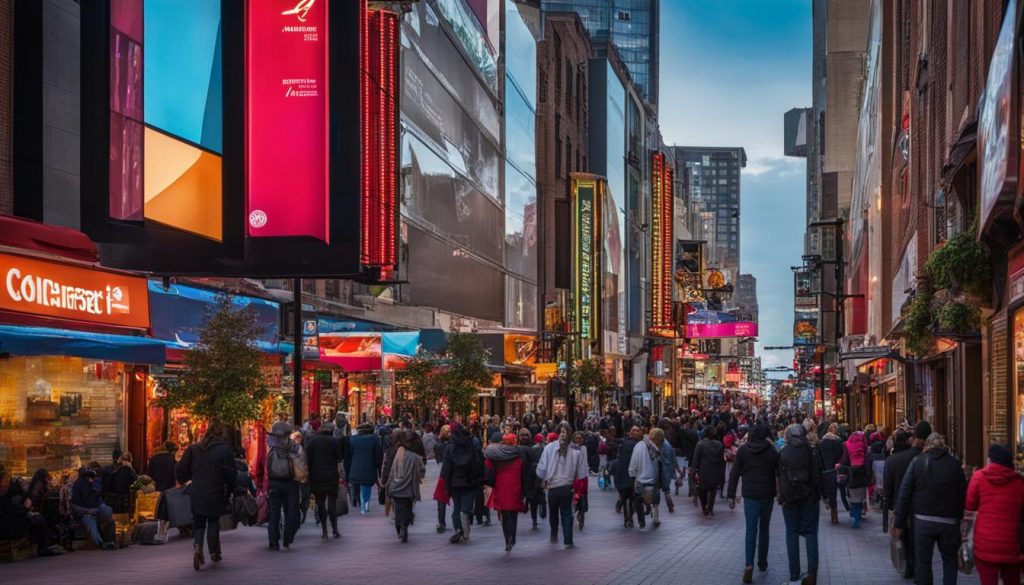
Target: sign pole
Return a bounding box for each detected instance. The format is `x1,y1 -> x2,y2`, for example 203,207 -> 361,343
294,277 -> 304,427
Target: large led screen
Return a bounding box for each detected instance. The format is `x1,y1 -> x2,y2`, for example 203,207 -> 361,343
108,0 -> 223,241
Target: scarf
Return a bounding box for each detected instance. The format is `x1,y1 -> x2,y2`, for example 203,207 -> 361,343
644,437 -> 660,461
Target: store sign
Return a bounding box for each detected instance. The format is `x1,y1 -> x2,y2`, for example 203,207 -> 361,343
246,0 -> 330,241
319,332 -> 382,371
0,252 -> 149,329
685,321 -> 757,339
979,0 -> 1019,231
572,176 -> 600,342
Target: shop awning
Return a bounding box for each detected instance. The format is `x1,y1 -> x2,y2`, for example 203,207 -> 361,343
0,325 -> 167,364
0,214 -> 99,263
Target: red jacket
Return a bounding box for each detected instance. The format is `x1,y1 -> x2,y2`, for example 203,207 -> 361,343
965,463 -> 1024,564
486,457 -> 527,512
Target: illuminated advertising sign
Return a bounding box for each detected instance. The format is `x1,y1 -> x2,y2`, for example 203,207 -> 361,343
675,241 -> 705,302
319,332 -> 382,371
979,0 -> 1018,231
246,0 -> 330,241
685,321 -> 758,339
650,152 -> 675,338
794,310 -> 819,346
572,175 -> 601,343
0,252 -> 150,329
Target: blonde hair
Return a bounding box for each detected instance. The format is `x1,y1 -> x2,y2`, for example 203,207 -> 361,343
649,428 -> 665,444
924,433 -> 947,451
439,425 -> 451,440
803,419 -> 819,446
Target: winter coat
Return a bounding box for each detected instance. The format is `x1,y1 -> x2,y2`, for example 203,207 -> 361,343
883,446 -> 920,511
385,447 -> 424,501
305,429 -> 344,494
893,448 -> 966,529
612,438 -> 639,489
146,451 -> 177,492
484,445 -> 527,512
843,431 -> 868,467
441,432 -> 485,491
521,443 -> 545,501
0,491 -> 30,539
778,436 -> 824,505
691,438 -> 726,489
345,432 -> 383,486
659,440 -> 677,492
817,434 -> 845,469
680,428 -> 700,461
727,438 -> 779,500
433,438 -> 450,464
175,438 -> 238,517
965,463 -> 1024,564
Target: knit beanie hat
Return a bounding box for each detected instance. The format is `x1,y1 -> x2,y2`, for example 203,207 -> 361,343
989,444 -> 1013,468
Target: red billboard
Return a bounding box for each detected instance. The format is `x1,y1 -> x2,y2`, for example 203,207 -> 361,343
246,0 -> 330,241
685,321 -> 758,339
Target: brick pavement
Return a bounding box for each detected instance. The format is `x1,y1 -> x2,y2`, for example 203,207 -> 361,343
2,465 -> 978,585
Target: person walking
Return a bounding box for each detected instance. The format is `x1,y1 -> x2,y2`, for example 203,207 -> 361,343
840,429 -> 870,528
778,423 -> 823,585
885,423 -> 929,580
691,425 -> 726,517
384,430 -> 424,543
432,424 -> 452,533
518,428 -> 545,529
965,444 -> 1024,585
441,423 -> 485,544
345,422 -> 383,515
727,423 -> 779,583
536,430 -> 588,549
266,421 -> 304,550
614,426 -> 642,527
571,431 -> 590,529
628,427 -> 666,528
485,433 -> 528,552
892,433 -> 967,585
175,420 -> 238,570
305,421 -> 344,539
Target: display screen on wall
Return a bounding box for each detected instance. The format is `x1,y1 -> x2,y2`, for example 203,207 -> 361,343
978,0 -> 1018,231
319,332 -> 382,372
108,0 -> 224,241
246,0 -> 330,241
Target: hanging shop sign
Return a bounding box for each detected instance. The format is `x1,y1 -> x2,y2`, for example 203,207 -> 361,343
978,0 -> 1019,232
571,175 -> 602,343
649,152 -> 675,338
794,269 -> 817,308
246,0 -> 330,241
675,241 -> 705,302
0,251 -> 150,329
793,310 -> 819,346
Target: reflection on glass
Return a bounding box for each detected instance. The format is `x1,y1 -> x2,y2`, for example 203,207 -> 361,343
1015,311 -> 1024,462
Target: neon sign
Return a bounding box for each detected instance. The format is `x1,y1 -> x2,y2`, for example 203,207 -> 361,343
650,152 -> 675,337
573,175 -> 600,343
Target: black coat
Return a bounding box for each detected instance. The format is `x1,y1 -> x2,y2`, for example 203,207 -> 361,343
883,446 -> 920,511
893,448 -> 966,529
175,439 -> 238,517
612,438 -> 639,488
727,439 -> 779,500
441,435 -> 484,490
778,437 -> 824,505
146,451 -> 177,492
680,428 -> 700,461
691,438 -> 726,489
305,430 -> 344,494
818,436 -> 845,469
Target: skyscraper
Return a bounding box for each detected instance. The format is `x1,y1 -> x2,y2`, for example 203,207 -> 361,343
541,0 -> 659,107
671,146 -> 746,287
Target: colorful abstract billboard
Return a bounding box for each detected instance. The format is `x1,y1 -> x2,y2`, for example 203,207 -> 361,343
382,331 -> 420,370
108,0 -> 223,241
319,332 -> 382,372
246,0 -> 330,241
675,241 -> 705,302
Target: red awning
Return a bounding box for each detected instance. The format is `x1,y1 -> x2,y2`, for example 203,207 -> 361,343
0,214 -> 99,263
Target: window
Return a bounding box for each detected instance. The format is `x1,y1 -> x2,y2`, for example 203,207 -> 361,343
617,10 -> 631,21
539,65 -> 547,103
302,279 -> 316,294
565,59 -> 573,117
325,279 -> 340,300
566,139 -> 573,174
555,137 -> 562,177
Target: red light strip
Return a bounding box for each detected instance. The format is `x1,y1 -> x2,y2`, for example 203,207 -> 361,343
359,4 -> 399,276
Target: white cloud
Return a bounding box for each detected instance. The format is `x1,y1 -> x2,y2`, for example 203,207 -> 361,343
744,156 -> 805,177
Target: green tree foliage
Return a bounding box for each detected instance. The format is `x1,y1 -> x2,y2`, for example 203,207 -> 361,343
572,358 -> 609,395
395,332 -> 491,419
396,350 -> 445,414
159,294 -> 270,430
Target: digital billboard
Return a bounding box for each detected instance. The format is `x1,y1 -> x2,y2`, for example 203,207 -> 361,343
572,175 -> 602,346
650,152 -> 675,338
794,310 -> 819,346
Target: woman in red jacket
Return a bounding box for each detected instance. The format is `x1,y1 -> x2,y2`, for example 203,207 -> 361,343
484,433 -> 528,552
966,444 -> 1024,585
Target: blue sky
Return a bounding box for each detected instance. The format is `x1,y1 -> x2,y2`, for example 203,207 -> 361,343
658,0 -> 812,374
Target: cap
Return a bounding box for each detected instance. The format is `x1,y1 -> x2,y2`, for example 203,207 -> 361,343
271,421 -> 293,437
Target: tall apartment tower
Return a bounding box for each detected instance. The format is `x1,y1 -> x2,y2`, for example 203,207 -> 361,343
540,0 -> 659,107
671,146 -> 747,287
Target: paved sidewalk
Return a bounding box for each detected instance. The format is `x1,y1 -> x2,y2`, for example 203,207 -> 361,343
3,465 -> 978,585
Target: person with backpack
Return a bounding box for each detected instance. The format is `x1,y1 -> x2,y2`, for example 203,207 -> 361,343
613,426 -> 643,527
885,423 -> 929,580
384,430 -> 424,543
432,425 -> 453,533
778,423 -> 823,585
517,429 -> 545,530
265,421 -> 306,550
441,423 -> 485,544
727,423 -> 779,584
892,433 -> 966,585
175,420 -> 238,570
839,429 -> 870,528
305,421 -> 344,539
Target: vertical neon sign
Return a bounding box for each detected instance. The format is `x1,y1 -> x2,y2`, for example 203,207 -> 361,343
360,3 -> 400,279
573,176 -> 600,347
246,0 -> 330,241
650,152 -> 675,337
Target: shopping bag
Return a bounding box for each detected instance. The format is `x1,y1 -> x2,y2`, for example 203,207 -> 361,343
336,484 -> 350,517
256,493 -> 269,525
162,487 -> 193,528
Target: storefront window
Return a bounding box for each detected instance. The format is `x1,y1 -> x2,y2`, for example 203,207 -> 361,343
1014,310 -> 1024,462
0,357 -> 126,476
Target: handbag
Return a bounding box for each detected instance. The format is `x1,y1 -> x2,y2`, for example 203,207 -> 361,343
336,483 -> 350,517
255,493 -> 269,525
959,518 -> 975,575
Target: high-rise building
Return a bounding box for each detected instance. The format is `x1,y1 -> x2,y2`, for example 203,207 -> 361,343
671,146 -> 746,286
541,0 -> 659,107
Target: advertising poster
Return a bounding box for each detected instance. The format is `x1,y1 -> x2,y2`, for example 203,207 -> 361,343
794,270 -> 817,307
246,0 -> 330,240
794,310 -> 819,345
675,241 -> 705,302
319,332 -> 382,372
382,331 -> 420,371
302,318 -> 320,360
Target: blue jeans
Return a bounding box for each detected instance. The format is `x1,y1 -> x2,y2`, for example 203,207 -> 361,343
743,497 -> 773,568
79,515 -> 104,546
351,483 -> 373,511
193,513 -> 221,554
268,481 -> 300,546
782,498 -> 820,581
547,485 -> 575,545
450,488 -> 479,531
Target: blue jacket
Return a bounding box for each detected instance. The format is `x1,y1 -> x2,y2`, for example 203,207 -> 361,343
659,441 -> 677,492
345,433 -> 383,485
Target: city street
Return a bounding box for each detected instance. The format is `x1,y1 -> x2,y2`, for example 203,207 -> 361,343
4,466 -> 976,585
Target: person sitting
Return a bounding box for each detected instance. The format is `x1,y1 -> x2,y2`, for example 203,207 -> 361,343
103,451 -> 138,514
70,468 -> 116,550
0,477 -> 62,556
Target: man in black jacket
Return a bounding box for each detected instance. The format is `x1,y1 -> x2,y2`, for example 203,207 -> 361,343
817,424 -> 845,523
727,424 -> 779,583
885,423 -> 928,580
892,432 -> 965,585
779,423 -> 823,585
613,426 -> 641,527
679,419 -> 700,498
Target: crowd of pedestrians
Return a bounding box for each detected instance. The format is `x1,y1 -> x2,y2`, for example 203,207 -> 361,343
3,403 -> 1024,585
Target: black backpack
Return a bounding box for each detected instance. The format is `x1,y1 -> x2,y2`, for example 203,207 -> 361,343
267,446 -> 294,481
780,443 -> 812,502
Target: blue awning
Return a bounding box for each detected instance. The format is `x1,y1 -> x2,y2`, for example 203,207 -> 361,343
0,326 -> 167,364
